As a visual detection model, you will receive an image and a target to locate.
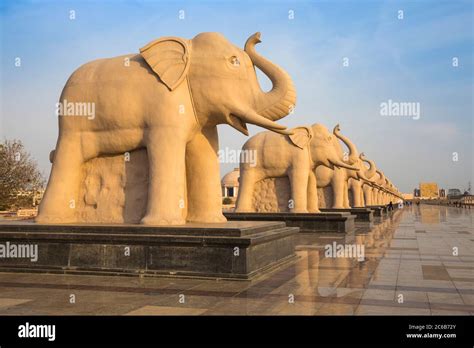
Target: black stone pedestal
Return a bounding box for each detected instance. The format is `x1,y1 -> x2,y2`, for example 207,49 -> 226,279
0,221 -> 298,280
320,208 -> 374,222
367,206 -> 386,217
224,212 -> 355,233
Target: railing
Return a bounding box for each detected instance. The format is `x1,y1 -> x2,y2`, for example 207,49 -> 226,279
424,195 -> 474,208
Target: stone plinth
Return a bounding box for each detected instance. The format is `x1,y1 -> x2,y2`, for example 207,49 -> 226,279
367,205 -> 387,217
0,221 -> 298,280
224,212 -> 355,233
320,208 -> 374,222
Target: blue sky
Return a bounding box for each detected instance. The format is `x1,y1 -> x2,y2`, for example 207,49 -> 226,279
1,0 -> 472,193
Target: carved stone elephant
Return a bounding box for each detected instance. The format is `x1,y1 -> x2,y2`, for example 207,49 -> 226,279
235,124 -> 358,213
37,32 -> 296,225
365,170 -> 404,206
315,125 -> 373,208
347,153 -> 377,207
372,170 -> 387,204
362,156 -> 378,206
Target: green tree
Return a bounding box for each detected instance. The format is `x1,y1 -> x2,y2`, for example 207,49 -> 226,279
0,139 -> 45,210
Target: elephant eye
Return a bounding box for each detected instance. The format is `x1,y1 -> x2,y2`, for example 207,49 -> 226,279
229,56 -> 240,67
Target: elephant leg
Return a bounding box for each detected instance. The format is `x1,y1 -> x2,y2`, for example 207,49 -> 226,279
343,182 -> 350,208
360,188 -> 366,207
36,134 -> 84,223
363,186 -> 371,206
307,170 -> 320,213
289,168 -> 309,213
357,185 -> 364,207
185,127 -> 226,223
141,130 -> 186,225
235,167 -> 261,212
347,182 -> 353,207
352,183 -> 362,207
331,172 -> 345,209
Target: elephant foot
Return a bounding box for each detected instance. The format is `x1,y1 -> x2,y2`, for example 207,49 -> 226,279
186,212 -> 227,224
308,209 -> 321,214
140,214 -> 186,226
332,205 -> 345,209
35,214 -> 75,224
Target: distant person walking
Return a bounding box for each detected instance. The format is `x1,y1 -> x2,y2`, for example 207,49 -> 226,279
388,201 -> 393,211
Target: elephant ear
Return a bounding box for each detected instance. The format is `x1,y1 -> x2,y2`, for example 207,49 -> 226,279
140,37 -> 190,91
288,127 -> 313,149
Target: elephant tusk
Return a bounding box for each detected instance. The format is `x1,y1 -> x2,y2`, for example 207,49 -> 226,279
358,169 -> 370,181
330,158 -> 360,171
228,114 -> 249,136
270,128 -> 294,135
233,108 -> 288,131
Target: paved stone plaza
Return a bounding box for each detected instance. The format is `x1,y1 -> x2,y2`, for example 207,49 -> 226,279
0,205 -> 472,315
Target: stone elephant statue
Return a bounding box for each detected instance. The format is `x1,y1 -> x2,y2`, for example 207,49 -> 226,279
37,32 -> 297,225
348,153 -> 377,207
371,170 -> 387,205
235,124 -> 358,213
315,124 -> 373,208
383,178 -> 396,204
362,155 -> 379,206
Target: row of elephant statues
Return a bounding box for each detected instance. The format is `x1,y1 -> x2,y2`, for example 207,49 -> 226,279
235,123 -> 402,213
36,31 -> 401,225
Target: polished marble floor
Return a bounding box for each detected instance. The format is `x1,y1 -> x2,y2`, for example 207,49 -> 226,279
0,205 -> 472,315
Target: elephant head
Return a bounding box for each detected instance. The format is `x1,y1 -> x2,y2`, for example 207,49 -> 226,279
140,32 -> 295,135
332,124 -> 373,181
387,180 -> 396,193
333,124 -> 358,165
359,153 -> 377,183
287,124 -> 360,171
375,170 -> 386,188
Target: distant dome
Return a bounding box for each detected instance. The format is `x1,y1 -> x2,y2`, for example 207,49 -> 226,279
221,168 -> 240,187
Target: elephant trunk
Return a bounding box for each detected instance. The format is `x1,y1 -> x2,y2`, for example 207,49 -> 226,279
330,158 -> 360,171
376,170 -> 386,186
245,32 -> 296,121
361,153 -> 377,180
358,168 -> 371,181
333,124 -> 359,164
